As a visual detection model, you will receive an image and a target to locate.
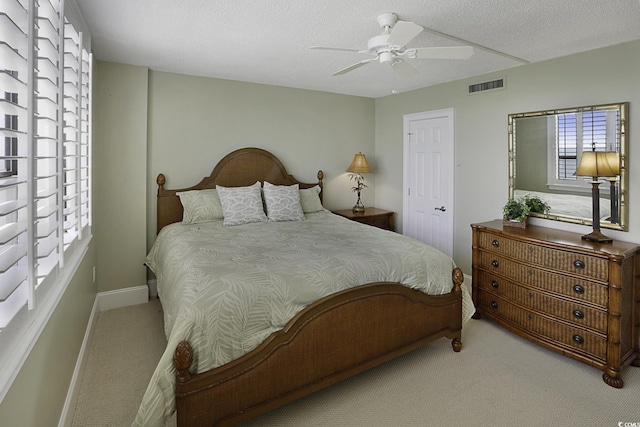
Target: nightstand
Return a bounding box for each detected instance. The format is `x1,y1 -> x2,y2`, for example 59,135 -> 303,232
332,208 -> 394,231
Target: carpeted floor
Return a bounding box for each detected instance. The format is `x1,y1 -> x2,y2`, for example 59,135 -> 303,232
71,299 -> 166,427
71,299 -> 640,426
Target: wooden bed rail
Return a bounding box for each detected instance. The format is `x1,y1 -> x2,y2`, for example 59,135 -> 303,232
173,268 -> 464,426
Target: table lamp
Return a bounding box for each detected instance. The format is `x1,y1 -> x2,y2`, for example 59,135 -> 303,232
346,152 -> 372,213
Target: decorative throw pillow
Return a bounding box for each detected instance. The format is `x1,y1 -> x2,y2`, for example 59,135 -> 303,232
299,185 -> 327,213
263,182 -> 305,222
177,189 -> 224,224
216,182 -> 267,226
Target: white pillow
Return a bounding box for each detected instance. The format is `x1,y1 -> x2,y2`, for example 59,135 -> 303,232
263,182 -> 305,222
299,185 -> 326,213
216,182 -> 267,226
177,189 -> 224,224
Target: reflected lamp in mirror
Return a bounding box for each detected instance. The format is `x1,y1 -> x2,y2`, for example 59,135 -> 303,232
346,152 -> 372,213
574,151 -> 620,242
508,102 -> 628,231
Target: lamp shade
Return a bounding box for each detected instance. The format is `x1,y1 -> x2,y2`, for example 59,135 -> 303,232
346,152 -> 372,174
574,151 -> 620,178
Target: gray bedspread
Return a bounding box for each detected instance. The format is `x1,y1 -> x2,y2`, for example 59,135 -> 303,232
134,211 -> 473,426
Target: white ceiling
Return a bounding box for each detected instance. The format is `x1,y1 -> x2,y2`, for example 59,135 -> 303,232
75,0 -> 640,98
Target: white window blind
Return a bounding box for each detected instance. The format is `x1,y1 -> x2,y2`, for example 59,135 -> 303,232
63,19 -> 79,248
0,0 -> 29,327
1,0 -> 92,403
78,47 -> 90,231
550,109 -> 621,191
556,113 -> 577,180
35,0 -> 61,283
0,0 -> 91,334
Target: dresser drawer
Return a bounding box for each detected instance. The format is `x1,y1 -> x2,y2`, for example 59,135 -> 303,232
477,292 -> 607,361
478,232 -> 608,281
477,273 -> 607,333
478,252 -> 608,306
472,220 -> 640,388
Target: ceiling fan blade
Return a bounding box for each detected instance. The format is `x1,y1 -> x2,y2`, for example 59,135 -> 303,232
310,46 -> 362,53
386,20 -> 423,47
392,59 -> 417,79
332,58 -> 376,76
412,46 -> 474,60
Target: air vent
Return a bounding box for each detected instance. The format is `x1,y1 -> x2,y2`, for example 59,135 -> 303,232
468,77 -> 505,94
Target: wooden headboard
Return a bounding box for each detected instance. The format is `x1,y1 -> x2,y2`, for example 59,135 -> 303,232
156,147 -> 324,233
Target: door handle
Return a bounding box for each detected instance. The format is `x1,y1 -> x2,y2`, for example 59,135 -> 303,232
434,206 -> 446,212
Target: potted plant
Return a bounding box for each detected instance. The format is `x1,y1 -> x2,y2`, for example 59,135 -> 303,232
502,198 -> 530,227
522,194 -> 551,215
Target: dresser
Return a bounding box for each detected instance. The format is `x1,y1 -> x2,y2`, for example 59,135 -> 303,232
471,220 -> 640,387
332,208 -> 394,231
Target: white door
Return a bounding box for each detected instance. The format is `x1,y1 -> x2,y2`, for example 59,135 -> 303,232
402,109 -> 454,257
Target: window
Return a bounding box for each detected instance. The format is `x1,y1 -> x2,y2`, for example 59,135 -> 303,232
546,109 -> 620,192
0,0 -> 91,401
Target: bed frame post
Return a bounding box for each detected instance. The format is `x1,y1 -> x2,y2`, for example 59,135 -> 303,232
174,341 -> 193,384
451,267 -> 464,352
157,173 -> 166,192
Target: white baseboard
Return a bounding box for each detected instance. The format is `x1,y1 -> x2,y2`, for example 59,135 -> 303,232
97,285 -> 149,312
58,298 -> 99,427
58,285 -> 150,427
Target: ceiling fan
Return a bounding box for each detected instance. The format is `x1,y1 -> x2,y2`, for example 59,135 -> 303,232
311,13 -> 474,78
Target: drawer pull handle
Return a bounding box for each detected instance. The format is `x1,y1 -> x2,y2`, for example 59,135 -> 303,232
492,239 -> 499,248
491,280 -> 499,288
490,300 -> 498,309
572,334 -> 584,345
573,310 -> 584,319
573,260 -> 585,269
491,260 -> 499,268
573,284 -> 585,294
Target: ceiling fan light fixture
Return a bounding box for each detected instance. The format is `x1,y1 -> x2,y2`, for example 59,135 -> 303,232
311,12 -> 474,77
379,51 -> 395,64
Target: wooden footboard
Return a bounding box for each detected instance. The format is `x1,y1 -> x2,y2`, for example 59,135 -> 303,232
173,268 -> 464,426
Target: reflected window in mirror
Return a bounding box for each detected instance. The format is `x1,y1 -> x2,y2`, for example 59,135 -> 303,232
508,102 -> 628,231
548,109 -> 620,192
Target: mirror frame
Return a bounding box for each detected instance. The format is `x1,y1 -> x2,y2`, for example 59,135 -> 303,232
508,102 -> 629,231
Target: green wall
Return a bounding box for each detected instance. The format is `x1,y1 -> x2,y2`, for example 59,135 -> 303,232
514,116 -> 548,192
374,40 -> 640,272
93,61 -> 374,288
145,70 -> 375,250
0,242 -> 96,427
93,62 -> 149,293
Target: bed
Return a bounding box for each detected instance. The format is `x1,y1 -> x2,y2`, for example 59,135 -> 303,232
136,147 -> 473,427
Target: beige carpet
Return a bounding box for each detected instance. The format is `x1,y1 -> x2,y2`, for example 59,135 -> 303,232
72,299 -> 640,426
71,299 -> 166,427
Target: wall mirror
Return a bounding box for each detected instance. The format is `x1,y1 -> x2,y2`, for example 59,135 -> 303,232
508,102 -> 628,231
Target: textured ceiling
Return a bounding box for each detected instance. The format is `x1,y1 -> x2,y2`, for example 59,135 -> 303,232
76,0 -> 640,98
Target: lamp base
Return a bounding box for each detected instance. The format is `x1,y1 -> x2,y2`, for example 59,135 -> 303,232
581,229 -> 613,243
352,193 -> 365,213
